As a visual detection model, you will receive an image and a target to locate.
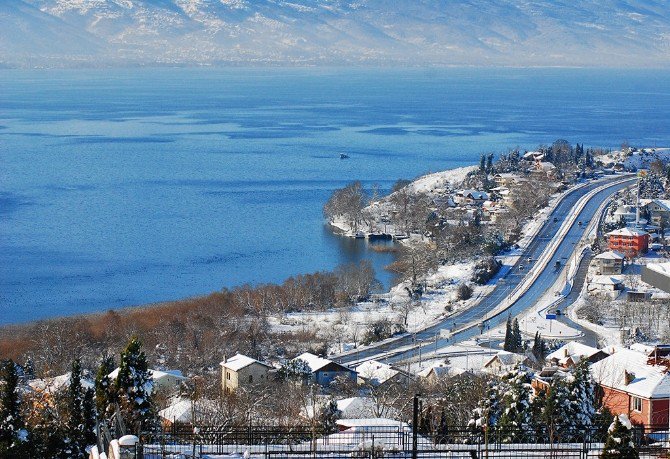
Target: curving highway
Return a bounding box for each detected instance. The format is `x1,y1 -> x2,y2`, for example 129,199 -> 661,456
337,175 -> 635,365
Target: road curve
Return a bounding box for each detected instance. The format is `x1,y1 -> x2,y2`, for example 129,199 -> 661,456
337,175 -> 634,365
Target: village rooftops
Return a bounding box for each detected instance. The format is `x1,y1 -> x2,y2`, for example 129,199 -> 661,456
594,251 -> 625,261
590,347 -> 670,399
606,227 -> 648,237
355,360 -> 399,385
546,341 -> 608,366
29,372 -> 94,394
590,275 -> 623,286
220,353 -> 272,372
108,368 -> 186,381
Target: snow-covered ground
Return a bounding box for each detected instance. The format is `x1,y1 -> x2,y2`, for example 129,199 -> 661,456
598,147 -> 670,170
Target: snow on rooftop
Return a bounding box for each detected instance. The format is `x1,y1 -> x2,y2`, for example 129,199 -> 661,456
108,367 -> 187,381
220,353 -> 269,371
28,372 -> 94,393
294,352 -> 333,372
595,251 -> 625,261
591,347 -> 670,399
591,275 -> 623,286
546,341 -> 603,362
647,263 -> 670,276
355,360 -> 399,385
606,227 -> 648,237
337,418 -> 407,428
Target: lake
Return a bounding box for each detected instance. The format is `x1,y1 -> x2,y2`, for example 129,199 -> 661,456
1,67 -> 669,324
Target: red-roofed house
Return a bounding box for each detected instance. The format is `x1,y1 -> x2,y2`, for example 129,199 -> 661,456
606,227 -> 649,258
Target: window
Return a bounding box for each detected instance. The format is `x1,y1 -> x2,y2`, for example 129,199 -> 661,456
248,375 -> 253,383
632,396 -> 642,412
226,372 -> 231,380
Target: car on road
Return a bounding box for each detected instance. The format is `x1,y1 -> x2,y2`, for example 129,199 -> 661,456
553,217 -> 558,222
519,265 -> 524,270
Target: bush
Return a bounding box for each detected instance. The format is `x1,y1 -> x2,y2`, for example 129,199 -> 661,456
457,283 -> 473,301
472,257 -> 502,285
362,319 -> 406,345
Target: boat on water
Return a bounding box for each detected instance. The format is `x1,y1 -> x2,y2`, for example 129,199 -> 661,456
354,231 -> 366,239
340,153 -> 350,159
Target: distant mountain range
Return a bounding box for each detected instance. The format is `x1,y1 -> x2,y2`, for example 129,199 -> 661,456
2,0 -> 670,68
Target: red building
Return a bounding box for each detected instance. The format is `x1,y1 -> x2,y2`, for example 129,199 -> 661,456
590,347 -> 670,428
606,227 -> 649,258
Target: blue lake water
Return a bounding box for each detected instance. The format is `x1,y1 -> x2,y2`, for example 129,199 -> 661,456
1,67 -> 670,324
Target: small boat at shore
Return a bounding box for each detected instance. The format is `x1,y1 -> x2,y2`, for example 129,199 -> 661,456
340,153 -> 350,159
354,231 -> 366,238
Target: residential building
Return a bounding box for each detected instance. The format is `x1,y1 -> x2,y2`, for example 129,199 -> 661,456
588,275 -> 624,297
546,342 -> 609,369
108,368 -> 187,393
642,263 -> 670,294
590,347 -> 670,427
454,189 -> 489,206
417,364 -> 466,384
354,360 -> 409,388
294,352 -> 357,387
606,227 -> 649,257
482,351 -> 530,375
220,354 -> 272,393
644,199 -> 670,226
593,251 -> 625,275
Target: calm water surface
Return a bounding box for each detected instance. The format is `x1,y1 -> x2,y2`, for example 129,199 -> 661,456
1,68 -> 669,324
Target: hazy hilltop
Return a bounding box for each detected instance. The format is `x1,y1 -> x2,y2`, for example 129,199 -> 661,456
2,0 -> 670,68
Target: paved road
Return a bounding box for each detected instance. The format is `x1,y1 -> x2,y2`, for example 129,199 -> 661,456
337,175 -> 634,365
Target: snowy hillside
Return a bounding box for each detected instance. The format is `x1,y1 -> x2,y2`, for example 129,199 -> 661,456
3,0 -> 670,67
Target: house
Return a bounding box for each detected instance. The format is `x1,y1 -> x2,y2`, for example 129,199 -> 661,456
532,160 -> 556,177
642,263 -> 670,294
354,360 -> 408,387
494,173 -> 522,187
606,227 -> 649,257
454,190 -> 489,206
588,275 -> 624,296
593,251 -> 625,275
29,372 -> 94,395
590,347 -> 670,427
158,398 -> 218,427
294,353 -> 357,387
644,199 -> 670,226
304,396 -> 399,420
220,354 -> 272,393
417,364 -> 466,384
613,205 -> 638,225
482,351 -> 530,375
546,342 -> 609,369
108,368 -> 187,393
531,366 -> 570,393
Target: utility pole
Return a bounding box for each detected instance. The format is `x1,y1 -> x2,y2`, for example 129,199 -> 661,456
412,395 -> 419,459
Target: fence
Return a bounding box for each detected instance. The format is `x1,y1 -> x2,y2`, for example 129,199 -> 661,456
140,422 -> 670,459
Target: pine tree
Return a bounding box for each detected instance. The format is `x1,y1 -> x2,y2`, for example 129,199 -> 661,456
512,318 -> 523,352
480,154 -> 486,173
486,153 -> 494,174
531,332 -> 546,361
319,399 -> 341,434
0,360 -> 29,457
569,360 -> 596,434
542,376 -> 573,442
503,315 -> 513,352
116,337 -> 155,434
469,380 -> 502,432
497,369 -> 533,443
66,358 -> 94,458
95,355 -> 116,421
601,415 -> 639,459
528,387 -> 547,442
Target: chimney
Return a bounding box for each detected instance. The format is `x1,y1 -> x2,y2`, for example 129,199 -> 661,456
222,355 -> 227,364
624,370 -> 635,385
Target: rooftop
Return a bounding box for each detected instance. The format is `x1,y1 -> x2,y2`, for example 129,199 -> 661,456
590,347 -> 670,399
220,353 -> 271,372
